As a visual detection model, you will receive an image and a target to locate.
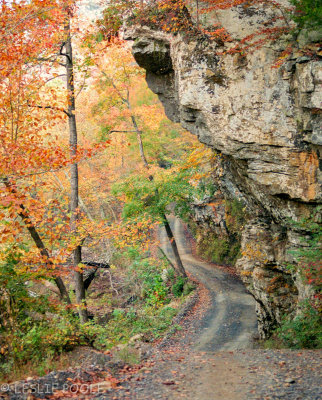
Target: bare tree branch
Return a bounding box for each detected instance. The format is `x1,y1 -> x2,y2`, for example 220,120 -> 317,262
27,100 -> 70,116
2,178 -> 71,303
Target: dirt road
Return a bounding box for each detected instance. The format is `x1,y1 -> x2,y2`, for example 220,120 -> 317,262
112,219 -> 321,400
4,219 -> 321,400
160,217 -> 258,352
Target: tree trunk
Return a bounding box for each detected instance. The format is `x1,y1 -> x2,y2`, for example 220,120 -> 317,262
162,214 -> 187,278
107,81 -> 187,278
196,0 -> 199,27
130,114 -> 149,168
65,18 -> 88,324
129,111 -> 187,277
3,180 -> 71,304
53,172 -> 95,222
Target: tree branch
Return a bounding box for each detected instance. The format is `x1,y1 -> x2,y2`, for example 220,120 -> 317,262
2,179 -> 72,304
27,101 -> 71,116
36,57 -> 66,67
109,130 -> 137,134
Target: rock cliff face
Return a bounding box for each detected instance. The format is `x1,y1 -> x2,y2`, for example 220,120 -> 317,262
124,8 -> 322,337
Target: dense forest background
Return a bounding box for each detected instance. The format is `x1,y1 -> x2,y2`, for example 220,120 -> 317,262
0,0 -> 321,382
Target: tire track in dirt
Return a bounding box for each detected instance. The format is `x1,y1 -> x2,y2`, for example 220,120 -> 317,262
160,217 -> 258,352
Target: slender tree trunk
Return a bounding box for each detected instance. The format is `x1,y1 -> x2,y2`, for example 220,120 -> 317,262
53,172 -> 95,222
130,114 -> 149,168
129,110 -> 187,277
65,19 -> 88,323
106,80 -> 187,277
63,171 -> 94,222
3,180 -> 71,304
196,0 -> 199,27
162,214 -> 187,278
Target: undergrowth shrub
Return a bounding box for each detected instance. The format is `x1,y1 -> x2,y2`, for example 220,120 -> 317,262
276,301 -> 322,349
172,276 -> 186,297
1,244 -> 194,378
97,0 -> 194,40
92,305 -> 178,349
197,235 -> 230,264
290,0 -> 322,30
193,198 -> 247,265
91,246 -> 195,349
268,210 -> 322,349
123,248 -> 171,307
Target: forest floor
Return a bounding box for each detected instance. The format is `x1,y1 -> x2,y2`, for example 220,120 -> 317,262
2,219 -> 321,400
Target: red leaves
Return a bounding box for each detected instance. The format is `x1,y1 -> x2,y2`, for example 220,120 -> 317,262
201,0 -> 256,12
49,374 -> 120,399
162,380 -> 176,385
117,0 -> 293,65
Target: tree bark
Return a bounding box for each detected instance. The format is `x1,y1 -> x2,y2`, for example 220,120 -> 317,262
130,114 -> 149,168
105,77 -> 187,278
130,113 -> 187,277
162,214 -> 187,278
65,18 -> 88,323
3,180 -> 71,304
196,0 -> 199,27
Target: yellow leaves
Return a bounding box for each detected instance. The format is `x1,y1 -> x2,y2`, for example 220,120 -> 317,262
242,242 -> 269,265
183,143 -> 216,170
240,270 -> 253,277
107,216 -> 156,251
77,263 -> 85,272
132,104 -> 164,131
96,45 -> 143,85
177,141 -> 217,186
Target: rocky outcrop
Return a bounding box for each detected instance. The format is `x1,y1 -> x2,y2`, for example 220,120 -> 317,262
188,193 -> 246,265
191,194 -> 227,237
124,6 -> 322,337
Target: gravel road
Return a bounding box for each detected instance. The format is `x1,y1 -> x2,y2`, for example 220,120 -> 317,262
3,218 -> 321,400
161,217 -> 258,352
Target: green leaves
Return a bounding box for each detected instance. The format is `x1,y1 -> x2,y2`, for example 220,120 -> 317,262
96,32 -> 104,43
290,0 -> 322,30
287,208 -> 322,291
276,300 -> 322,348
113,163 -> 197,223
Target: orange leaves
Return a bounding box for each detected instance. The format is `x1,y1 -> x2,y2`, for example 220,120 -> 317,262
0,133 -> 110,183
0,1 -> 114,295
0,1 -> 66,77
181,143 -> 216,171
49,373 -> 120,399
107,217 -> 156,251
200,0 -> 255,12
272,44 -> 294,69
153,0 -> 191,33
0,1 -> 70,182
200,26 -> 232,42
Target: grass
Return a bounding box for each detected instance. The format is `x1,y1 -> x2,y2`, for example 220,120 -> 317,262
0,354 -> 71,383
263,301 -> 322,349
0,245 -> 195,382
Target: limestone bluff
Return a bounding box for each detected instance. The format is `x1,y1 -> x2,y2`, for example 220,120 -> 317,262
124,3 -> 322,338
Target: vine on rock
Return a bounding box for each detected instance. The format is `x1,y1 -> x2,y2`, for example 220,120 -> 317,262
98,0 -> 321,65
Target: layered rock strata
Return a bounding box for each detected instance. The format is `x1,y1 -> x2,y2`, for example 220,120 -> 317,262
125,7 -> 321,336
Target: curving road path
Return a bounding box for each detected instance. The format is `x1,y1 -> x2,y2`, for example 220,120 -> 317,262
6,218 -> 321,400
160,217 -> 258,351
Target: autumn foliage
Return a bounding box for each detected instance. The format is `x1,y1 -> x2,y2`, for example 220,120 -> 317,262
0,0 -> 320,380
98,0 -> 320,62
